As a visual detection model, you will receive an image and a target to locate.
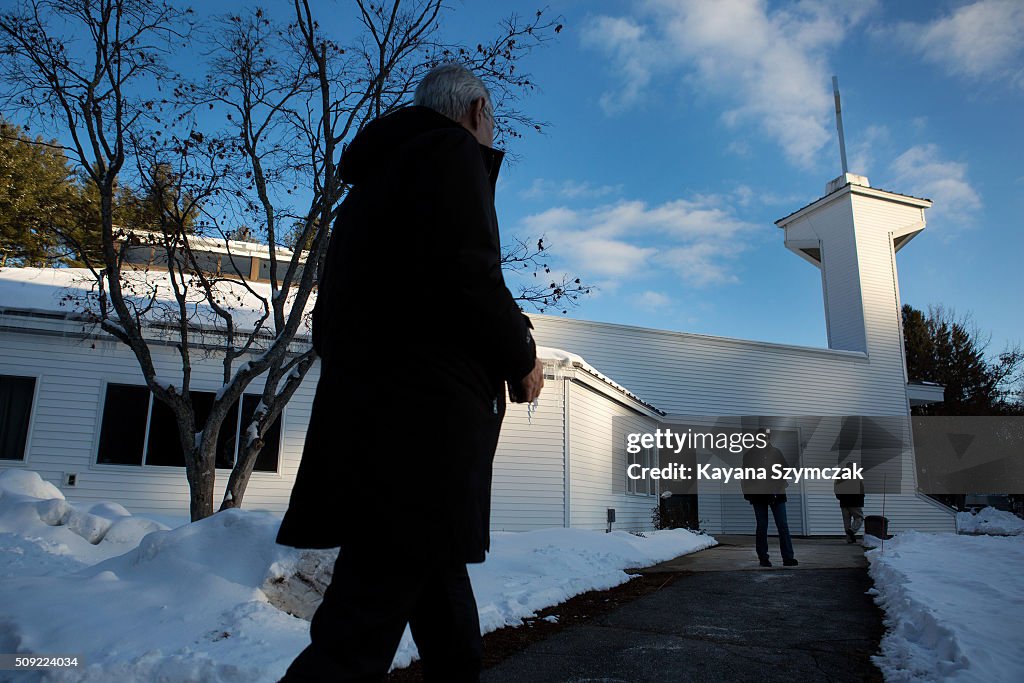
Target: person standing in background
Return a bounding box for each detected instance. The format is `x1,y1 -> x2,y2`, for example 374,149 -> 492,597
742,428 -> 798,567
835,466 -> 865,543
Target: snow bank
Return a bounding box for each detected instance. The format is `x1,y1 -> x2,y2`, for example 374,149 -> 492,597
867,531 -> 1024,681
1,503 -> 309,682
0,469 -> 65,501
0,470 -> 714,681
956,506 -> 1024,536
0,470 -> 170,574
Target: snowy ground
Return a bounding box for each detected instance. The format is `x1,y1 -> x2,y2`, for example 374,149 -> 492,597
955,506 -> 1024,536
0,469 -> 715,682
867,526 -> 1024,681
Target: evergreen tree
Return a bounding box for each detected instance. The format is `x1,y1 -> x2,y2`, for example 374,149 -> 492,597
0,119 -> 87,266
903,304 -> 1024,416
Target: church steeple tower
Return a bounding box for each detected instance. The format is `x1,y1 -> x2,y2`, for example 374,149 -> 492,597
774,78 -> 932,362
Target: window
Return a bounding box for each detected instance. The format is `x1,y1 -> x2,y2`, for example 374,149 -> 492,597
189,251 -> 222,276
627,445 -> 658,497
97,384 -> 149,465
0,375 -> 36,460
124,245 -> 155,266
96,383 -> 280,472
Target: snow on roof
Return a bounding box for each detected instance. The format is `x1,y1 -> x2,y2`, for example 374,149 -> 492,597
0,268 -> 661,413
536,345 -> 664,415
0,266 -> 313,337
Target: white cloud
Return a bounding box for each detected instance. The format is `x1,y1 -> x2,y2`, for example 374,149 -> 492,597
580,16 -> 651,114
573,237 -> 655,278
582,0 -> 876,167
846,124 -> 890,176
889,144 -> 982,230
893,0 -> 1024,87
522,178 -> 622,201
726,140 -> 753,158
517,194 -> 757,288
654,244 -> 741,287
633,290 -> 672,311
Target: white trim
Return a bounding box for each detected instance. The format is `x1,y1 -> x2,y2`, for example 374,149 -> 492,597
776,183 -> 932,228
785,238 -> 823,268
141,391 -> 155,465
913,492 -> 957,522
568,367 -> 664,419
532,313 -> 869,361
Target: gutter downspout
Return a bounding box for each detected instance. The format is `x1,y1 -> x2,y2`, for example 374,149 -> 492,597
563,375 -> 571,528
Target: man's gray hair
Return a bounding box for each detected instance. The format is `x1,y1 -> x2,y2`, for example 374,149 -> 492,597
414,63 -> 492,122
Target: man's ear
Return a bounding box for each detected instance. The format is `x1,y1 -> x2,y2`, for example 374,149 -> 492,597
471,96 -> 487,130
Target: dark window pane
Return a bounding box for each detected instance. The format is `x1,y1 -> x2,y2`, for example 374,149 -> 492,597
190,251 -> 221,276
241,395 -> 281,473
0,375 -> 36,461
150,248 -> 169,268
124,245 -> 153,266
96,384 -> 148,465
146,391 -> 240,469
260,260 -> 280,284
191,392 -> 239,470
220,253 -> 250,278
146,395 -> 185,467
216,398 -> 240,470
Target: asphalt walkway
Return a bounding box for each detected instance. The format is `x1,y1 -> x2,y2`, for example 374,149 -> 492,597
482,536 -> 882,683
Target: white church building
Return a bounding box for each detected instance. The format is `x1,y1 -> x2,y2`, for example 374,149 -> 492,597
0,172 -> 956,536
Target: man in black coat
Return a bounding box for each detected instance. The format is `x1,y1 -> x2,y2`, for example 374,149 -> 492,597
741,429 -> 798,567
277,64 -> 544,682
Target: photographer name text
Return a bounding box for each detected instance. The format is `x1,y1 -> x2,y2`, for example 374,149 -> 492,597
626,463 -> 864,484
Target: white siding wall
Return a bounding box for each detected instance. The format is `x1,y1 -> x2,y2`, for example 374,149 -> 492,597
490,376 -> 565,531
529,186 -> 954,535
0,324 -> 316,517
567,381 -> 660,532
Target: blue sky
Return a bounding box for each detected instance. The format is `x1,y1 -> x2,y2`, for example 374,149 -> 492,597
10,0 -> 1020,355
434,0 -> 1023,355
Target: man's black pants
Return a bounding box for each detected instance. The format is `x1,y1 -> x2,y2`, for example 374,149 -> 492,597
281,545 -> 483,682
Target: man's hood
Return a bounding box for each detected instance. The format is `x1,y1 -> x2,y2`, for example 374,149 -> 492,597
339,105 -> 503,187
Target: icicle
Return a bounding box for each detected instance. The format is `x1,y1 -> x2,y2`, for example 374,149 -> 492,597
526,398 -> 538,425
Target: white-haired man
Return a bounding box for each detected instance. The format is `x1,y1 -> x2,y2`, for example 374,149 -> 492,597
276,63 -> 543,681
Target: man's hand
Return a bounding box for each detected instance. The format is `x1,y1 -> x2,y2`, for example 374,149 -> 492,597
512,358 -> 544,403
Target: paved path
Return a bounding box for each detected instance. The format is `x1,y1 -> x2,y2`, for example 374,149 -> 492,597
482,536 -> 882,683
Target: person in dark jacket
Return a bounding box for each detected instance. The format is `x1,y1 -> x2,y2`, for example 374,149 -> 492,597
741,429 -> 798,567
835,462 -> 865,543
276,63 -> 544,682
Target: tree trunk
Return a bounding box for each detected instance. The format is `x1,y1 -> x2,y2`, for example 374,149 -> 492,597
219,434 -> 264,511
187,460 -> 216,521
179,412 -> 217,522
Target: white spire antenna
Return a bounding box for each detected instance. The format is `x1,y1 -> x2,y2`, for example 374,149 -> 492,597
832,75 -> 849,175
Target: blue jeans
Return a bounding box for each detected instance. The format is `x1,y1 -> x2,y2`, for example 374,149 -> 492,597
752,499 -> 795,561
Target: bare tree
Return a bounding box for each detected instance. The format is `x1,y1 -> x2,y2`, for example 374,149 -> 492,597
0,0 -> 584,521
